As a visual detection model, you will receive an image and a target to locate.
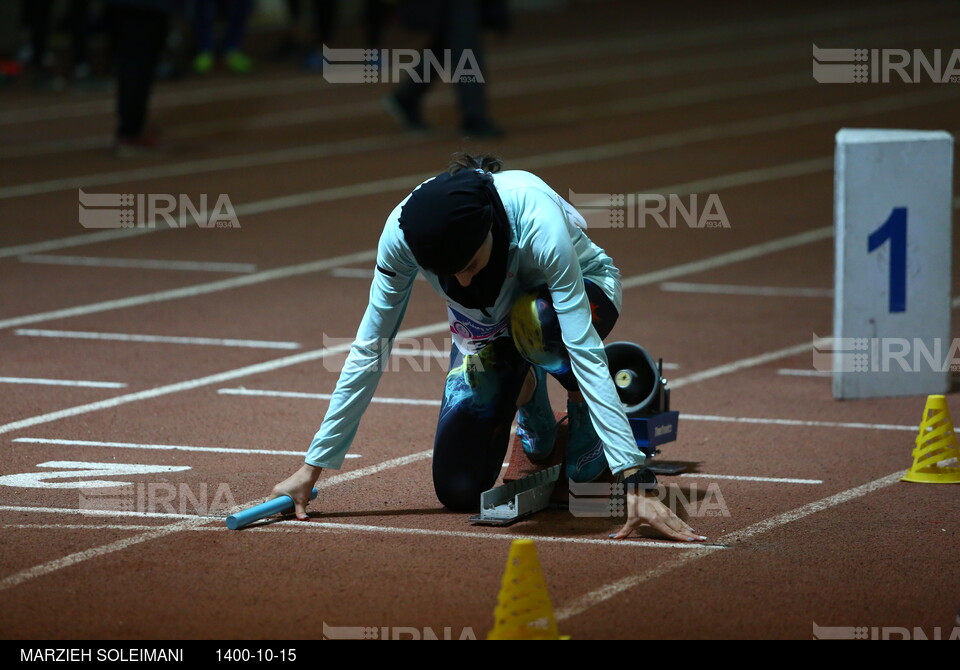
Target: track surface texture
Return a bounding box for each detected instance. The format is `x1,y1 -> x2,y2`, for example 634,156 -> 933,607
1,0 -> 959,641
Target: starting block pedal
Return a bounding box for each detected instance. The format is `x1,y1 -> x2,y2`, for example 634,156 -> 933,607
468,464 -> 561,526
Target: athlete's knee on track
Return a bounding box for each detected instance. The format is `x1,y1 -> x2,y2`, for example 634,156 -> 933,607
433,473 -> 487,512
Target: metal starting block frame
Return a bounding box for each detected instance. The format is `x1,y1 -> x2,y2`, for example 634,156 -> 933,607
468,465 -> 561,526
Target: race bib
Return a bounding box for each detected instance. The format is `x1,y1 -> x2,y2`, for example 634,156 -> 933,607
447,305 -> 509,355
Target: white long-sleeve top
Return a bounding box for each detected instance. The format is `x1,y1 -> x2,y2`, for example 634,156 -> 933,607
305,169 -> 645,475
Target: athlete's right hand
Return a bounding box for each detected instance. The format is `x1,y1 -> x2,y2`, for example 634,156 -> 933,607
271,463 -> 323,520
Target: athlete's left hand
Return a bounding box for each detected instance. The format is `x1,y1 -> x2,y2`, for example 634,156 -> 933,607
612,488 -> 707,542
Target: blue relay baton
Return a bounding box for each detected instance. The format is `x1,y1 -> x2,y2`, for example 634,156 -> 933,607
226,488 -> 319,530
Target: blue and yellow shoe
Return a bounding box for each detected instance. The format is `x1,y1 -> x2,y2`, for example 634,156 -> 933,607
565,400 -> 608,483
516,366 -> 557,461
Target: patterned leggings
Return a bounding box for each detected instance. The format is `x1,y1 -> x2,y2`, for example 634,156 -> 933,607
432,280 -> 619,510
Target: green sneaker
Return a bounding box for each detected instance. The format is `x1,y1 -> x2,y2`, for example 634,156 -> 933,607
193,51 -> 214,74
225,51 -> 253,74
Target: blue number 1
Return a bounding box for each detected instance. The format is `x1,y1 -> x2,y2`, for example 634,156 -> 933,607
867,207 -> 907,313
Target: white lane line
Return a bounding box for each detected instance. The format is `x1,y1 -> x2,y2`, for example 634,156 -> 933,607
0,377 -> 126,389
0,321 -> 447,436
777,369 -> 832,377
679,473 -> 823,485
0,514 -> 724,550
534,71 -> 810,126
555,471 -> 904,621
217,388 -> 442,407
217,387 -> 440,407
10,437 -> 361,459
228,521 -> 725,549
718,472 -> 905,542
660,282 -> 833,298
19,254 -> 257,274
681,413 -> 916,432
669,338 -> 831,389
0,248 -> 377,331
0,133 -> 425,201
0,228 -> 159,261
639,157 -> 833,201
0,515 -> 219,592
515,87 -> 960,174
681,293 -> 960,388
210,396 -> 918,433
316,451 -> 433,490
14,329 -> 301,350
498,3 -> 947,67
0,151 -> 423,262
5,85 -> 959,202
331,267 -> 426,281
0,75 -> 328,125
0,506 -> 212,520
3,524 -> 171,530
620,228 -> 833,290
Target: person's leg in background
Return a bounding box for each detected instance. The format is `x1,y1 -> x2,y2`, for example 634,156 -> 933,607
193,0 -> 216,73
20,0 -> 61,89
303,0 -> 338,71
222,0 -> 254,73
384,30 -> 441,133
445,0 -> 501,138
432,337 -> 529,511
67,0 -> 93,80
362,0 -> 387,49
274,0 -> 302,60
112,3 -> 170,155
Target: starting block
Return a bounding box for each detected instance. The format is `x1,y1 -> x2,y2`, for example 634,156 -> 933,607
470,342 -> 682,523
468,465 -> 561,526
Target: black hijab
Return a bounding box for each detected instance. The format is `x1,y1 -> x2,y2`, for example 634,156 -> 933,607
399,169 -> 510,312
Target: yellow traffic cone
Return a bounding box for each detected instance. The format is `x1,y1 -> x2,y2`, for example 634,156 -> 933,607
487,539 -> 570,640
902,395 -> 960,484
